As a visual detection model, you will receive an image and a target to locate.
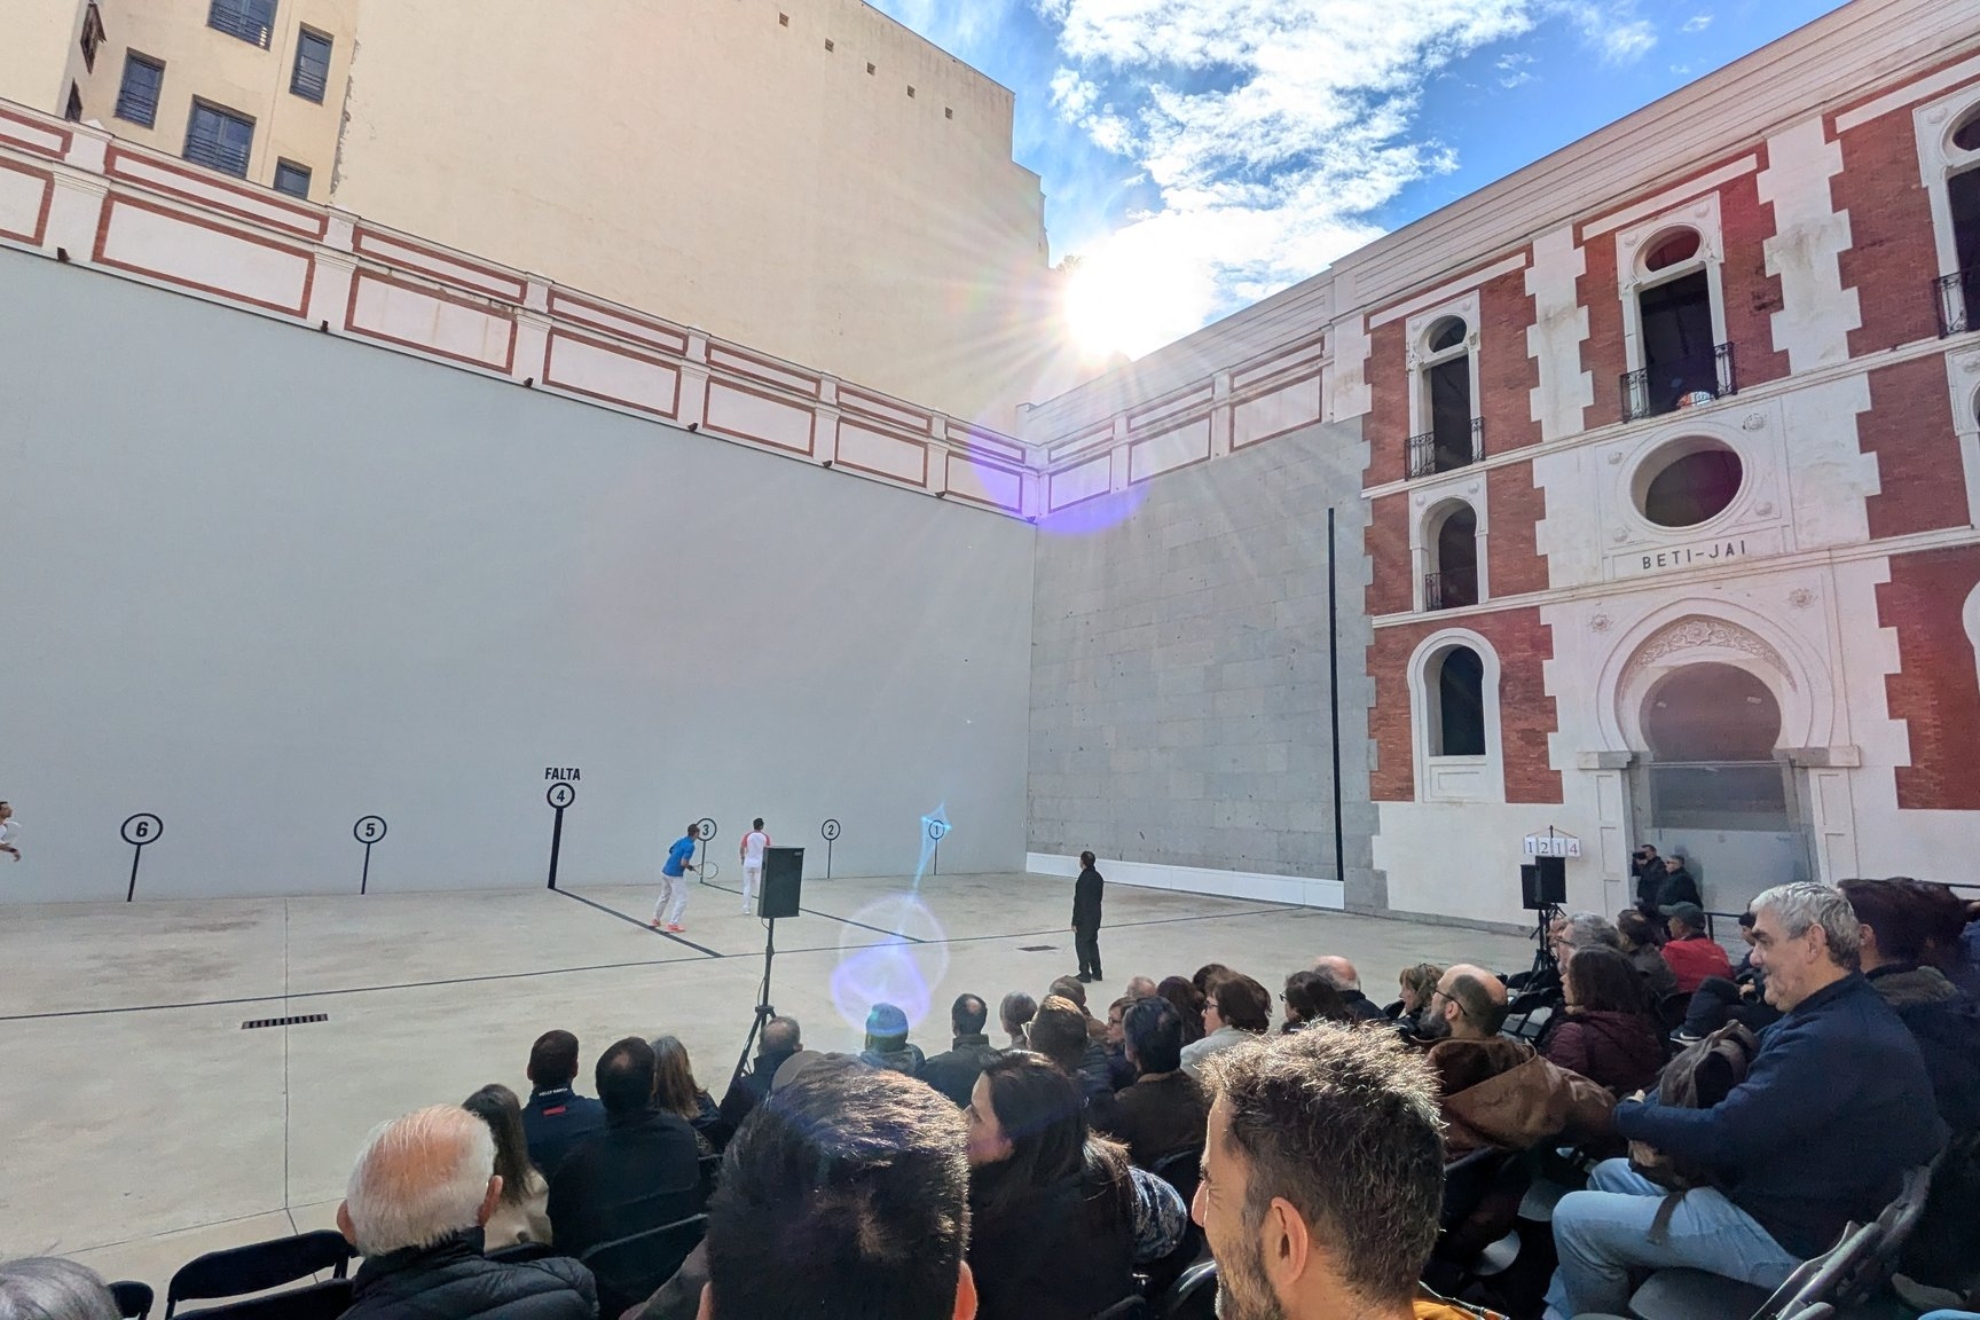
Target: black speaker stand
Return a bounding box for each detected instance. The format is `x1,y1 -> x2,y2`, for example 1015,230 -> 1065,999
729,914 -> 779,1094
1528,901 -> 1563,982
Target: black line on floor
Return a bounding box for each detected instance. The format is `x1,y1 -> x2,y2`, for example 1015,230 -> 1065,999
556,889 -> 722,957
696,879 -> 926,943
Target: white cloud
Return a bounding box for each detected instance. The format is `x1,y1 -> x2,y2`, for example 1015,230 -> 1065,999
1682,13 -> 1713,32
1497,52 -> 1535,88
1547,1 -> 1658,63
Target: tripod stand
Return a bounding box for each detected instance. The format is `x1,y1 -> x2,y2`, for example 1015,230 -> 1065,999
1527,901 -> 1563,982
729,913 -> 780,1094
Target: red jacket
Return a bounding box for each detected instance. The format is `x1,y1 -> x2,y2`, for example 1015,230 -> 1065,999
1661,935 -> 1733,993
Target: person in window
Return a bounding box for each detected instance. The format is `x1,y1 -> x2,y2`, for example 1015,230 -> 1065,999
462,1083 -> 552,1248
964,1052 -> 1185,1320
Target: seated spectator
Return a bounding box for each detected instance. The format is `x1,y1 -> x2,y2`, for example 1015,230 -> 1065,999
1103,996 -> 1210,1168
1196,1024 -> 1499,1320
1158,976 -> 1206,1045
1420,964 -> 1613,1157
0,1258 -> 120,1320
1047,975 -> 1109,1044
998,991 -> 1036,1049
715,1014 -> 800,1132
546,1036 -> 700,1257
340,1105 -> 594,1320
919,993 -> 1003,1106
1181,973 -> 1272,1080
1393,962 -> 1444,1025
1844,877 -> 1980,1132
965,1053 -> 1185,1320
1310,956 -> 1390,1022
519,1029 -> 605,1178
1616,909 -> 1680,1001
462,1083 -> 552,1248
651,1035 -> 728,1154
1540,947 -> 1664,1097
1545,883 -> 1946,1320
860,1003 -> 927,1075
1192,963 -> 1232,996
699,1057 -> 978,1320
1124,975 -> 1160,1001
1103,996 -> 1137,1090
1028,995 -> 1118,1128
1281,970 -> 1352,1031
1661,902 -> 1734,993
1678,912 -> 1781,1041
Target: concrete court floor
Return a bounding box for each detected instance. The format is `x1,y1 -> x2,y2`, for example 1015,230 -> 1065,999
0,870 -> 1536,1288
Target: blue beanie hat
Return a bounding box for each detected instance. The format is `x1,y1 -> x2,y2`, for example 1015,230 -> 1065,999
866,1003 -> 909,1037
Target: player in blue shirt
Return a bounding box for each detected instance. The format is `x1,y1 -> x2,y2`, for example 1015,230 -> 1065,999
653,823 -> 699,932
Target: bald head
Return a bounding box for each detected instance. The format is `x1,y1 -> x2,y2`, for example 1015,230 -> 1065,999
1311,955 -> 1362,991
1125,975 -> 1159,1001
1436,964 -> 1508,1039
337,1105 -> 500,1256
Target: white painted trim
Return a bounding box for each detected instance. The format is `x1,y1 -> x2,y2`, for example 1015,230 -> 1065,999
1024,853 -> 1346,910
1944,345 -> 1980,526
1405,628 -> 1507,803
1837,51 -> 1980,132
1615,192 -> 1730,383
1404,290 -> 1483,445
1409,476 -> 1492,612
1914,81 -> 1980,292
1370,253 -> 1528,329
1581,156 -> 1760,239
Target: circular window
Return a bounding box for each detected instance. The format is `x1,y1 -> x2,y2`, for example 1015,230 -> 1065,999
1955,112 -> 1980,153
1427,317 -> 1467,353
1636,439 -> 1743,528
1644,228 -> 1702,272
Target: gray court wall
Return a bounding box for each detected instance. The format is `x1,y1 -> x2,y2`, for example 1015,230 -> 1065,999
1026,423 -> 1383,910
0,250 -> 1036,901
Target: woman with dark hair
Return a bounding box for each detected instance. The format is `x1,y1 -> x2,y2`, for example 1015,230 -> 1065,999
1156,976 -> 1205,1045
1189,963 -> 1231,997
1540,946 -> 1664,1097
1178,972 -> 1271,1079
964,1053 -> 1185,1320
649,1035 -> 729,1154
463,1083 -> 553,1247
1616,908 -> 1680,1000
999,991 -> 1037,1048
1280,970 -> 1352,1031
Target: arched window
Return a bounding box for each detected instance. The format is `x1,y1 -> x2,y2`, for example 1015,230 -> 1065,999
1427,503 -> 1479,610
1632,226 -> 1723,417
1410,317 -> 1478,478
1948,113 -> 1980,333
1434,646 -> 1486,757
1928,99 -> 1980,334
1640,662 -> 1789,830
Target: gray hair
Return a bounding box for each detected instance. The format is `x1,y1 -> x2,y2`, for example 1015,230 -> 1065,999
1559,912 -> 1622,952
0,1258 -> 120,1320
1753,882 -> 1861,965
343,1105 -> 495,1256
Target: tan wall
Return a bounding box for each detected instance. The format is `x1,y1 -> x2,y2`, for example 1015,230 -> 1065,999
0,0 -> 85,114
330,0 -> 1076,430
73,0 -> 356,200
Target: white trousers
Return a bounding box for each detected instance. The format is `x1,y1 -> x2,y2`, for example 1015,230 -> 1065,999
741,863 -> 763,912
654,873 -> 690,926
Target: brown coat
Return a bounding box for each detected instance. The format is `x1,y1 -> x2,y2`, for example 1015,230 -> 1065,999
1427,1037 -> 1616,1157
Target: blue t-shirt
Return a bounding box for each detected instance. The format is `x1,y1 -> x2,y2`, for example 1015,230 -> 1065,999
663,835 -> 696,877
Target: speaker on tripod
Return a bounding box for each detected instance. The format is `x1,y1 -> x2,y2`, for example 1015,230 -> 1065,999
762,846 -> 804,919
1521,856 -> 1566,911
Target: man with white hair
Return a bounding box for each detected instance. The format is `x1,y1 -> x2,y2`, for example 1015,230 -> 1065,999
339,1105 -> 595,1320
1309,955 -> 1388,1023
1544,883 -> 1945,1320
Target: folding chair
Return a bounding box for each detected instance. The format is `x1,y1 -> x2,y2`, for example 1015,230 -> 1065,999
165,1279 -> 352,1320
1158,1259 -> 1218,1320
163,1229 -> 352,1319
579,1213 -> 708,1320
1092,1295 -> 1150,1320
108,1281 -> 153,1320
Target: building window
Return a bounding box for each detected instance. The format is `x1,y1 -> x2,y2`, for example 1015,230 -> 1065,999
291,28 -> 331,101
185,100 -> 255,177
1932,105 -> 1980,336
1641,662 -> 1790,830
1409,629 -> 1504,803
208,0 -> 277,48
1407,314 -> 1483,478
80,3 -> 107,72
1636,439 -> 1743,528
1434,647 -> 1488,757
1425,502 -> 1480,611
1621,224 -> 1735,420
115,53 -> 164,128
272,159 -> 311,198
64,82 -> 83,122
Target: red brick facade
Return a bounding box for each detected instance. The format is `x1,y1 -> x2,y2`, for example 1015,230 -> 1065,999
1836,106 -> 1946,356
1878,546 -> 1980,810
1486,461 -> 1549,598
1366,320 -> 1410,487
1365,492 -> 1413,617
1718,163 -> 1792,393
1860,357 -> 1969,539
1478,262 -> 1541,456
1577,226 -> 1627,431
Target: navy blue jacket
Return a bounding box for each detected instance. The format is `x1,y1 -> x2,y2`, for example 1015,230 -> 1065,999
520,1086 -> 605,1178
1614,971 -> 1944,1258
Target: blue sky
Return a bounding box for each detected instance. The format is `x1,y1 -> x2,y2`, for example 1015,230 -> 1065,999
868,0 -> 1846,358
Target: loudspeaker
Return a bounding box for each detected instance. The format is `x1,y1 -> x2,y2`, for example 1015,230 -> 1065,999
762,846 -> 804,919
1521,856 -> 1567,911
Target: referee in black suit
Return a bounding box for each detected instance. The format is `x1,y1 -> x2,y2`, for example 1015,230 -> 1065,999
1072,849 -> 1104,983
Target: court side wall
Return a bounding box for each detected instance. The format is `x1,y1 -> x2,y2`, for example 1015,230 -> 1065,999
0,251 -> 1036,901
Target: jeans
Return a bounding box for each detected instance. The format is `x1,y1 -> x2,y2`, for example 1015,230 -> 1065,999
1544,1159 -> 1801,1319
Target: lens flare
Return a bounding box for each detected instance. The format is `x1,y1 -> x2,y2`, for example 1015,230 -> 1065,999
830,893 -> 950,1033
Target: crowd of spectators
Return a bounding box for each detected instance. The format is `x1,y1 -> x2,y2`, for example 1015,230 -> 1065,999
6,878 -> 1978,1320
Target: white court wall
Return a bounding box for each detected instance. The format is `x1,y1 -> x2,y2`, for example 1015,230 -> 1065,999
0,249 -> 1037,902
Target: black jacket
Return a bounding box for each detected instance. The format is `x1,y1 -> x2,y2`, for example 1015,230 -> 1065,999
520,1087 -> 606,1179
716,1048 -> 798,1132
1649,866 -> 1701,912
919,1034 -> 1003,1106
1338,990 -> 1390,1024
1072,867 -> 1104,931
344,1229 -> 595,1320
547,1108 -> 702,1258
968,1168 -> 1135,1320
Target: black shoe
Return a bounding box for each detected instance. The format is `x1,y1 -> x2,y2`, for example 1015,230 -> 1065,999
1076,972 -> 1092,983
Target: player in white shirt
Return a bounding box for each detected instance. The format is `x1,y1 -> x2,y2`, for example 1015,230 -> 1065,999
739,818 -> 770,914
0,801 -> 19,862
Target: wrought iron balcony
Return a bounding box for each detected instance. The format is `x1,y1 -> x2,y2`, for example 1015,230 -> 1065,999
1405,417 -> 1485,480
1423,567 -> 1478,612
1620,343 -> 1737,422
1936,270 -> 1980,337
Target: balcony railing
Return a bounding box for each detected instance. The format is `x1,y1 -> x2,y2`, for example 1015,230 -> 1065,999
115,86 -> 159,128
292,63 -> 328,102
1936,270 -> 1979,337
207,1 -> 274,48
1424,567 -> 1479,612
184,133 -> 251,178
1406,417 -> 1485,480
1620,343 -> 1737,422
